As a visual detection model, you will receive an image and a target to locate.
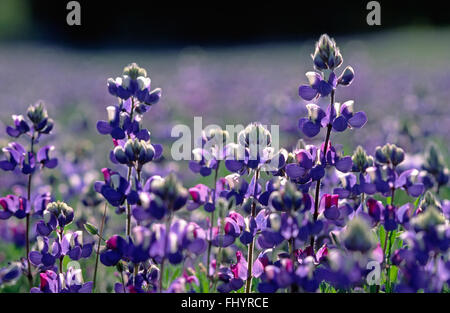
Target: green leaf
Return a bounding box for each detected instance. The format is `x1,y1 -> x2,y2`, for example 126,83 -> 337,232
84,222 -> 98,236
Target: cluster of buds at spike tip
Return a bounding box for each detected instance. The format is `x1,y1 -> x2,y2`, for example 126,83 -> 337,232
299,35 -> 355,102
342,216 -> 376,253
411,205 -> 445,232
312,34 -> 343,71
26,102 -> 54,134
202,127 -> 229,147
269,180 -> 305,212
107,63 -> 161,105
238,122 -> 272,148
113,138 -> 155,170
422,144 -> 449,186
375,143 -> 405,166
45,201 -> 74,228
351,145 -> 374,173
6,101 -> 54,138
148,173 -> 189,212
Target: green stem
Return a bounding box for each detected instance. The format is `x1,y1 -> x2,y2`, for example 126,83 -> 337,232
125,97 -> 136,237
384,186 -> 396,292
58,227 -> 65,274
310,120 -> 333,249
245,168 -> 260,293
207,162 -> 220,282
126,166 -> 132,237
25,134 -> 36,287
159,207 -> 173,293
93,203 -> 108,292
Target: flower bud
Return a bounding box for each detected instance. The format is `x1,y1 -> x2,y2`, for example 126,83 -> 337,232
45,201 -> 74,228
352,146 -> 371,172
113,146 -> 128,164
27,101 -> 50,132
238,122 -> 272,148
390,145 -> 405,166
312,34 -> 343,70
342,217 -> 375,253
84,222 -> 98,236
338,66 -> 355,86
123,63 -> 147,80
412,205 -> 445,231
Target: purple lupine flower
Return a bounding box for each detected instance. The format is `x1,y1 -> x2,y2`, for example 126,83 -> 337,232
29,236 -> 61,270
132,173 -> 188,220
298,71 -> 337,101
319,194 -> 339,220
211,211 -> 245,248
166,270 -> 200,293
96,105 -> 126,139
224,122 -> 278,174
189,128 -> 228,177
60,231 -> 93,261
257,257 -> 296,292
148,220 -> 206,265
333,173 -> 361,199
6,115 -> 30,138
30,268 -> 93,293
283,145 -> 325,185
0,195 -> 30,220
100,235 -> 129,267
187,183 -> 211,211
0,142 -> 35,174
94,168 -> 130,209
44,201 -> 74,229
299,34 -> 354,102
217,251 -> 247,293
107,63 -> 161,105
298,101 -> 367,138
36,145 -> 58,169
395,168 -> 425,197
314,249 -> 367,290
114,264 -> 159,293
0,262 -> 22,287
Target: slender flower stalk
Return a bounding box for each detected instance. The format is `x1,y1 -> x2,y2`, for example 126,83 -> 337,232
93,203 -> 108,291
126,166 -> 133,237
311,90 -> 335,249
159,206 -> 174,293
206,161 -> 220,281
25,133 -> 36,287
245,168 -> 260,293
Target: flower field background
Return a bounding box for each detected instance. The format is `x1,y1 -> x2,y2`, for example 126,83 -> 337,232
0,28 -> 449,293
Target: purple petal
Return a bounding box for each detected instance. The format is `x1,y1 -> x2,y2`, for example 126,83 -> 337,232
407,184 -> 425,197
285,164 -> 305,179
301,120 -> 321,138
299,85 -> 318,101
348,112 -> 367,128
332,115 -> 348,132
335,157 -> 353,172
96,121 -> 113,135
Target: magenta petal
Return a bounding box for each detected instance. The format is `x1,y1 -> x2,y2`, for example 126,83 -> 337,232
348,112 -> 367,128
